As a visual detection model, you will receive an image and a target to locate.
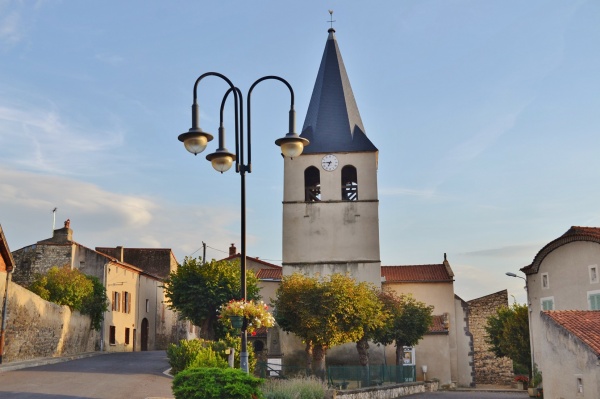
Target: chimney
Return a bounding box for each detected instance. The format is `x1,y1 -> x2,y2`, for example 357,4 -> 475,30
229,243 -> 237,256
116,246 -> 124,262
51,219 -> 73,243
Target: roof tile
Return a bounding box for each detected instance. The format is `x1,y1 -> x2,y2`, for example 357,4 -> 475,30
381,265 -> 453,283
543,310 -> 600,356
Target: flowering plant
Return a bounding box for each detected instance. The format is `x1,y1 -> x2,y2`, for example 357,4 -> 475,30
514,375 -> 529,383
219,299 -> 275,333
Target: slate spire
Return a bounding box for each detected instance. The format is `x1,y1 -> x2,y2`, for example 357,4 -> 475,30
301,28 -> 377,154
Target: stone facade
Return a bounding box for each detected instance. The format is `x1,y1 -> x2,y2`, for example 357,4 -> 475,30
0,273 -> 98,362
466,290 -> 513,385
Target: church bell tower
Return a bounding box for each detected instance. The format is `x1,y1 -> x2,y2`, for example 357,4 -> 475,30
282,28 -> 381,287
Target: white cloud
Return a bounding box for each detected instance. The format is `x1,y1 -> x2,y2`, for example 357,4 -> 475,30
95,53 -> 125,66
0,10 -> 21,45
452,263 -> 526,304
0,168 -> 241,263
0,102 -> 125,176
461,244 -> 542,259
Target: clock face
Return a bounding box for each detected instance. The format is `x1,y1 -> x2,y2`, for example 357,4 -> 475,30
321,154 -> 339,171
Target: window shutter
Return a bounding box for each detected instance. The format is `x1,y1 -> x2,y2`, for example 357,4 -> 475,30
112,291 -> 116,311
590,294 -> 600,310
127,292 -> 131,314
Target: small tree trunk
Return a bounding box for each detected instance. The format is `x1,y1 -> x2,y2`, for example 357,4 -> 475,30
305,341 -> 313,373
395,345 -> 402,365
356,336 -> 370,366
312,344 -> 327,380
200,318 -> 215,340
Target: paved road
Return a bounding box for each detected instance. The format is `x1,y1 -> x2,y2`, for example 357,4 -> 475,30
0,351 -> 174,399
403,391 -> 528,399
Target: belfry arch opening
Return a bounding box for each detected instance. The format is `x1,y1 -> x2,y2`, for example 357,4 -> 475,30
341,165 -> 358,201
304,166 -> 321,202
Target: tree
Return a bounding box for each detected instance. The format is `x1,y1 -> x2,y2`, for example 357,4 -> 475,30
29,265 -> 108,331
273,273 -> 383,377
81,276 -> 109,331
30,265 -> 93,310
485,302 -> 531,378
373,291 -> 433,365
163,257 -> 260,340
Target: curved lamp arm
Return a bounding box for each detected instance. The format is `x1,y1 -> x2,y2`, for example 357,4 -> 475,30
246,76 -> 309,171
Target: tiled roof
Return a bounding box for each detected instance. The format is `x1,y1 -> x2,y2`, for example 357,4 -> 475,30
222,254 -> 282,270
0,224 -> 15,272
543,310 -> 600,356
250,327 -> 268,337
428,315 -> 449,334
522,226 -> 600,274
256,268 -> 282,280
300,29 -> 377,154
381,265 -> 454,283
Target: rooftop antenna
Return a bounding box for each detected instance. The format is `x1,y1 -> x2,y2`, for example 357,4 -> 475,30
52,207 -> 57,234
328,10 -> 335,30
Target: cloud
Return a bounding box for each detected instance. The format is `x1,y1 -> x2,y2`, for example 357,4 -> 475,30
0,102 -> 125,176
452,263 -> 527,304
0,168 -> 242,262
0,9 -> 21,45
95,53 -> 125,66
461,244 -> 541,259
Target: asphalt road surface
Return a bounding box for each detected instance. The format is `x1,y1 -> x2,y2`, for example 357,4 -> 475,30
0,351 -> 174,399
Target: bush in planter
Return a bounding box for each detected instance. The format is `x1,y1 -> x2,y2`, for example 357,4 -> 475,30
172,367 -> 264,399
167,337 -> 255,375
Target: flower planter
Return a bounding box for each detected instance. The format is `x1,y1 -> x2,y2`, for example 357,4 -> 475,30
528,387 -> 538,397
230,315 -> 244,329
516,382 -> 525,390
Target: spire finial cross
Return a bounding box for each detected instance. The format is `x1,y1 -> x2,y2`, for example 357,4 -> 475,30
328,10 -> 335,29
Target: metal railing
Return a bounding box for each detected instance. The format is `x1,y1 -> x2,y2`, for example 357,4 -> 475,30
256,362 -> 416,389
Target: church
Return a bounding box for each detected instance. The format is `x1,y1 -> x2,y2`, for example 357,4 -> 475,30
231,26 -> 484,387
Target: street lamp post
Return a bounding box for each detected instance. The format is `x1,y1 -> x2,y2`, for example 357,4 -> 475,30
178,72 -> 309,373
505,271 -> 535,377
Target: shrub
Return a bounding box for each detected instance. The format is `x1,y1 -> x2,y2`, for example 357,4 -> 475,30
30,265 -> 93,310
29,265 -> 108,331
261,376 -> 328,399
167,337 -> 256,375
172,367 -> 264,399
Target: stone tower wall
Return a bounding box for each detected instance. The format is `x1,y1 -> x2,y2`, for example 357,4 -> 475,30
467,290 -> 514,385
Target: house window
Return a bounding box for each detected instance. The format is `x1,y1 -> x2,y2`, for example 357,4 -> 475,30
146,299 -> 150,313
112,292 -> 121,312
588,291 -> 600,310
577,377 -> 583,394
125,328 -> 130,345
541,273 -> 549,289
109,326 -> 116,345
541,297 -> 554,311
123,291 -> 131,314
590,265 -> 598,284
341,165 -> 358,201
304,166 -> 321,202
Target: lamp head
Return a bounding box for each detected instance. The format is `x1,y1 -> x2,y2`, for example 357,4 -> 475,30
506,272 -> 517,277
206,148 -> 236,173
275,133 -> 310,159
178,129 -> 214,155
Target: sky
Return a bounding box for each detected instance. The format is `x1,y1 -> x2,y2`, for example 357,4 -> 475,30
1,0 -> 599,304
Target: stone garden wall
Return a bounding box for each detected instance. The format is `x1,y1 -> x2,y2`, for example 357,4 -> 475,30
330,381 -> 439,399
467,290 -> 513,385
0,272 -> 98,363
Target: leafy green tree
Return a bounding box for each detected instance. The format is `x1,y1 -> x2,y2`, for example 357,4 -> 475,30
273,273 -> 382,376
81,276 -> 109,331
485,302 -> 531,378
373,291 -> 433,365
30,265 -> 93,310
163,257 -> 260,340
29,265 -> 108,331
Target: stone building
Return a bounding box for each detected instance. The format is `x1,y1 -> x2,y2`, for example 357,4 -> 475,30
466,290 -> 513,385
10,221 -> 188,352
